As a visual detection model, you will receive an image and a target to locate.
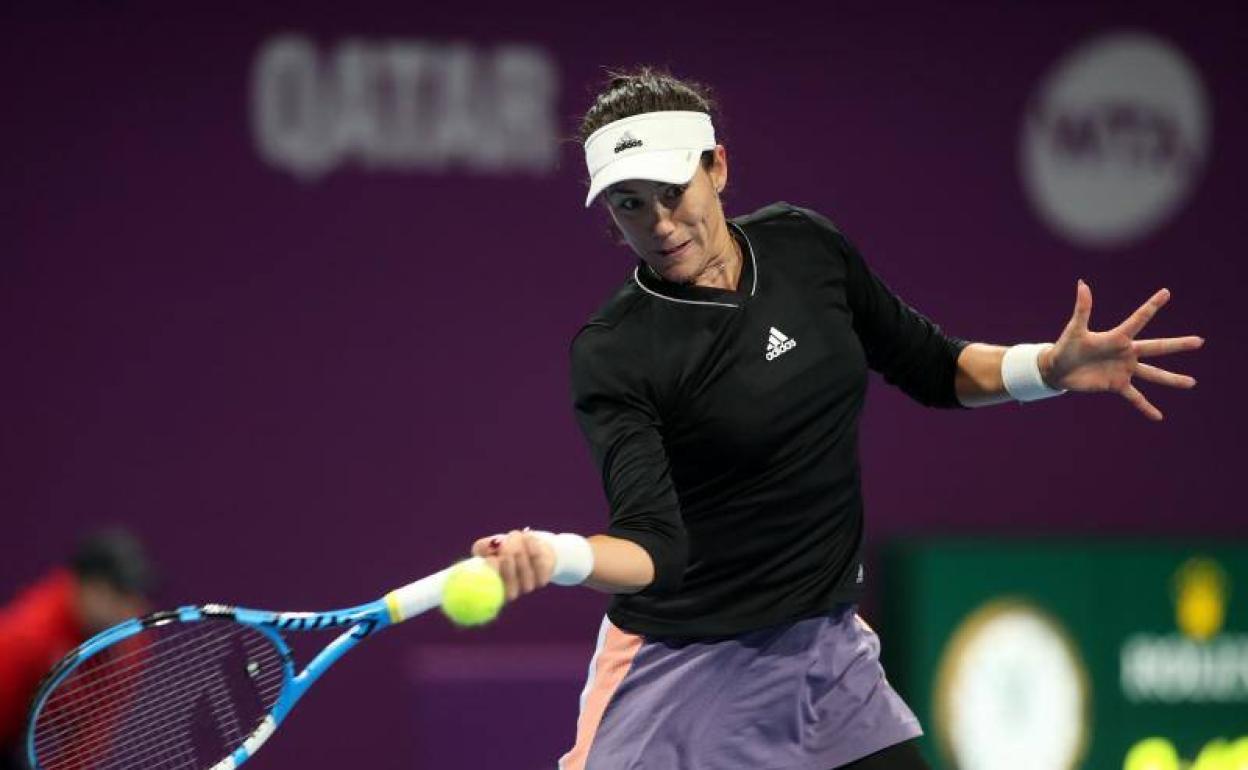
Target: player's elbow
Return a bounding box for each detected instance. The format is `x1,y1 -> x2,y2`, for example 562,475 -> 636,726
605,523 -> 688,596
644,538 -> 688,597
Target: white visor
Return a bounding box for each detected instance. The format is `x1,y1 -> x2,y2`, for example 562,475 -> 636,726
583,111 -> 716,207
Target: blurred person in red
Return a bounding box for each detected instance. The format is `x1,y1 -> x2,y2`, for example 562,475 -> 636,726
0,530 -> 155,769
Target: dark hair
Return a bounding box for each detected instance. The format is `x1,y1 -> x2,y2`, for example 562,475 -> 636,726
580,66 -> 719,173
71,529 -> 156,596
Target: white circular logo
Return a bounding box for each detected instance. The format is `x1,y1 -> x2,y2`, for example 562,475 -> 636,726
935,600 -> 1089,770
1020,32 -> 1210,248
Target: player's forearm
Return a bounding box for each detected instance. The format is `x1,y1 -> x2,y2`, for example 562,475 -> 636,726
955,343 -> 1011,407
955,342 -> 1058,407
582,535 -> 655,594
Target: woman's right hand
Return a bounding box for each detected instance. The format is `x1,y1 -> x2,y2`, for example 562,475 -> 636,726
471,529 -> 556,601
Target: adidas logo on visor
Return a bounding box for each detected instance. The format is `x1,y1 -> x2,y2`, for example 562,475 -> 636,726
614,132 -> 644,153
765,327 -> 797,361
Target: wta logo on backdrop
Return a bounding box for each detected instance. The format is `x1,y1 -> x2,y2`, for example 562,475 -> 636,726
251,35 -> 559,180
1020,32 -> 1210,249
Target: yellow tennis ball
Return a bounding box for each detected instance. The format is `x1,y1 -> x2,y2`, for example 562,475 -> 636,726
1124,737 -> 1180,770
1226,737 -> 1248,770
441,560 -> 505,627
1193,739 -> 1230,770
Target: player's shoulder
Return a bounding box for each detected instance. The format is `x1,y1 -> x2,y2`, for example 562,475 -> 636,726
733,202 -> 851,271
584,273 -> 649,329
571,276 -> 649,361
733,201 -> 843,233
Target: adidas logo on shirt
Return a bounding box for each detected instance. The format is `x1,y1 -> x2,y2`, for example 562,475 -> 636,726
765,327 -> 797,361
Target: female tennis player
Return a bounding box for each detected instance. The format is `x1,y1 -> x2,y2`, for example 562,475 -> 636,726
470,68 -> 1203,770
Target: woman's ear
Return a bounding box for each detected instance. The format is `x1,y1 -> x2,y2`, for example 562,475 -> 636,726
711,144 -> 729,194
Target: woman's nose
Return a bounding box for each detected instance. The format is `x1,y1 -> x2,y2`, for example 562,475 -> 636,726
650,205 -> 676,239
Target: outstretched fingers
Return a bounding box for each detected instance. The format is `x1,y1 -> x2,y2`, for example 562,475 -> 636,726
1122,383 -> 1163,421
1134,336 -> 1205,358
1135,362 -> 1196,389
1069,279 -> 1093,331
1116,288 -> 1171,339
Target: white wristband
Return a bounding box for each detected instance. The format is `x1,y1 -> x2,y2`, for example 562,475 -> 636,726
527,530 -> 595,586
1002,343 -> 1066,402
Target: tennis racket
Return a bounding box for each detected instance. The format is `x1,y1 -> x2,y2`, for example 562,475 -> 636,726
24,558 -> 489,770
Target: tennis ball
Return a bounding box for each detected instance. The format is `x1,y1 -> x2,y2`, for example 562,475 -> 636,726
1226,738 -> 1248,770
1124,737 -> 1180,770
1193,739 -> 1230,770
441,560 -> 505,627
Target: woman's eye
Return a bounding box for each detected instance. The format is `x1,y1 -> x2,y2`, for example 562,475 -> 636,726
618,198 -> 641,212
664,185 -> 685,200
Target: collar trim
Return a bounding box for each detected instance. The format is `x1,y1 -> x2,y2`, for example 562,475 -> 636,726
631,221 -> 758,308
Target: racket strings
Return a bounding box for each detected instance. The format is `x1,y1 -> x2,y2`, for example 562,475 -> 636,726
38,625 -> 285,768
35,622 -> 283,735
44,638 -> 279,767
79,663 -> 250,769
36,622 -> 230,714
36,629 -> 260,768
37,623 -> 285,769
32,621 -> 286,770
36,625 -> 274,745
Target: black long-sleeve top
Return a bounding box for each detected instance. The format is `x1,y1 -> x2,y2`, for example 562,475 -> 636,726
570,203 -> 968,638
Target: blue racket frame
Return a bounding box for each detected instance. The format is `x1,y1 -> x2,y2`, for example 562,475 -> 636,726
25,561 -> 463,770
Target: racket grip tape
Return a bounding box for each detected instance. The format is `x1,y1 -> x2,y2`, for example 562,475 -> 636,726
384,558 -> 486,623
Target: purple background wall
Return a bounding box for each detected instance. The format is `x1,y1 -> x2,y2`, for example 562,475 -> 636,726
3,1 -> 1244,767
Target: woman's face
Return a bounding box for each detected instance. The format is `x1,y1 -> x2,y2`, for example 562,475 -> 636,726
603,145 -> 733,285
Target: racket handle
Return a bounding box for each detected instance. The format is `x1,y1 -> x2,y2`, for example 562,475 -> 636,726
384,557 -> 486,623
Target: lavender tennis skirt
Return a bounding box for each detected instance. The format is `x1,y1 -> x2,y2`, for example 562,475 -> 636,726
558,604 -> 921,770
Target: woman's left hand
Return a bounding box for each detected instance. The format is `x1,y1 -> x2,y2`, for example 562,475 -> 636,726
1041,280 -> 1204,421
